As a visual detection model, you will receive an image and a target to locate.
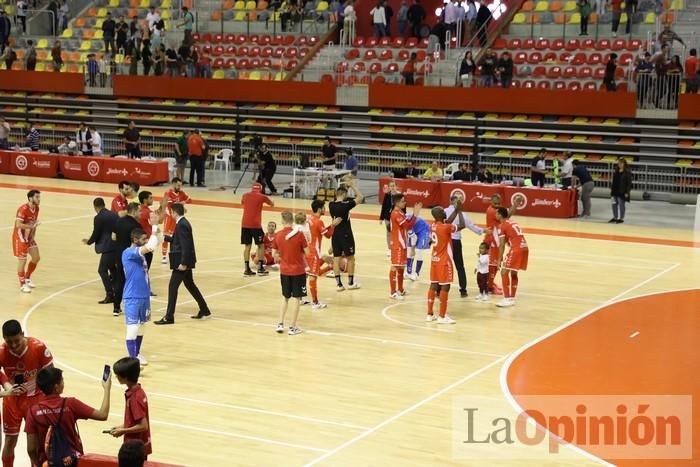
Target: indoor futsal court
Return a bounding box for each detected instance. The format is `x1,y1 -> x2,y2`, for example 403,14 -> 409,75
1,174 -> 699,467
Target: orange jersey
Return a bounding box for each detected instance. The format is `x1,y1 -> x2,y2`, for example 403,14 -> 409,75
390,209 -> 416,252
0,337 -> 53,398
163,189 -> 191,234
430,222 -> 457,265
485,206 -> 498,229
307,216 -> 333,259
500,220 -> 528,250
13,204 -> 39,244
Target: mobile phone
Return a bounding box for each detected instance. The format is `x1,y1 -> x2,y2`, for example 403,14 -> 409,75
102,365 -> 111,382
102,430 -> 112,434
13,374 -> 24,386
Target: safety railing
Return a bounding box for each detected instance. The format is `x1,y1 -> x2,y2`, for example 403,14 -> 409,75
630,70 -> 684,110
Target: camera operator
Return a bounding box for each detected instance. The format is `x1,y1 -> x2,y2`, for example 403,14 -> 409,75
253,143 -> 278,196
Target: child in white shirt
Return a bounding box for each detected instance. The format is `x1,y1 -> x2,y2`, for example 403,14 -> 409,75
474,242 -> 490,301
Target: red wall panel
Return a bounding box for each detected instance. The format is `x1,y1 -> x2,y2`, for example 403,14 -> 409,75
678,94 -> 700,121
0,70 -> 84,94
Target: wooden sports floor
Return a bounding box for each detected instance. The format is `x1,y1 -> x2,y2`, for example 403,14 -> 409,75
1,174 -> 699,467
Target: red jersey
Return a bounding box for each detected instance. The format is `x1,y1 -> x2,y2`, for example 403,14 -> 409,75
241,191 -> 272,229
390,209 -> 416,251
272,227 -> 308,276
14,203 -> 39,243
430,222 -> 457,265
500,220 -> 528,250
307,216 -> 333,258
0,337 -> 53,397
123,384 -> 152,455
485,206 -> 498,229
164,189 -> 191,215
685,56 -> 698,79
263,232 -> 274,254
111,195 -> 128,214
25,395 -> 94,463
138,205 -> 152,236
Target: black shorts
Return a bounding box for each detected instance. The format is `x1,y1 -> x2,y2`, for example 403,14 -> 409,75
332,232 -> 355,257
281,274 -> 307,299
241,227 -> 264,245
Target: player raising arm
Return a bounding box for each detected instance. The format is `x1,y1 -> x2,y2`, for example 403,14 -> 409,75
484,193 -> 520,295
389,194 -> 421,299
329,179 -> 364,291
495,207 -> 529,308
13,190 -> 41,293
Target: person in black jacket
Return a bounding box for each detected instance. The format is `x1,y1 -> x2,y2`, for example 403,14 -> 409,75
407,0 -> 426,38
380,180 -> 400,255
155,203 -> 210,324
112,202 -> 142,316
603,53 -> 618,91
102,12 -> 116,56
610,158 -> 632,224
497,51 -> 514,88
452,163 -> 471,181
83,198 -> 119,306
255,144 -> 278,195
474,2 -> 491,46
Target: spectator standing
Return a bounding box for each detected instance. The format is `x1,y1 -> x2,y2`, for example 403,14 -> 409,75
634,52 -> 653,106
146,6 -> 160,32
610,158 -> 632,223
444,194 -> 484,297
402,51 -> 417,84
141,39 -> 152,75
344,149 -> 358,176
423,160 -> 443,180
465,0 -> 477,42
173,131 -> 188,181
50,40 -> 63,72
177,42 -> 190,76
321,136 -> 339,168
0,117 -> 9,148
657,24 -> 684,51
667,54 -> 683,108
444,0 -> 458,34
128,43 -> 139,75
370,0 -> 387,37
0,43 -> 14,69
117,15 -> 129,54
255,143 -> 277,195
110,357 -> 152,457
572,159 -> 594,217
560,151 -> 574,189
685,49 -> 698,94
48,0 -> 58,34
530,149 -> 546,187
610,0 -> 622,37
16,1 -> 27,35
153,44 -> 165,76
103,12 -> 116,55
384,0 -> 394,36
196,51 -> 212,77
475,1 -> 491,46
87,53 -> 99,86
58,0 -> 70,32
596,0 -> 607,17
186,129 -> 206,187
407,0 -> 425,38
397,0 -> 408,36
151,22 -> 162,51
91,125 -> 103,156
624,0 -> 636,34
24,39 -> 36,70
578,0 -> 591,35
99,53 -> 108,86
458,50 -> 475,86
478,48 -> 496,87
603,53 -> 617,91
497,51 -> 513,88
128,16 -> 141,55
0,11 -> 10,54
26,367 -> 111,467
342,0 -> 357,44
178,6 -> 194,46
124,121 -> 141,158
25,122 -> 39,150
77,122 -> 93,155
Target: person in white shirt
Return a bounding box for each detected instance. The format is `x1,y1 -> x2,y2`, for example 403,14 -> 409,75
370,0 -> 387,37
90,126 -> 103,156
76,122 -> 93,155
444,0 -> 458,33
560,151 -> 574,189
444,194 -> 484,298
17,0 -> 28,34
474,242 -> 490,301
146,7 -> 161,32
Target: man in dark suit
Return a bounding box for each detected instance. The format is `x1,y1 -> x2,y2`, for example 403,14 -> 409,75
82,197 -> 119,305
112,202 -> 142,317
155,203 -> 210,324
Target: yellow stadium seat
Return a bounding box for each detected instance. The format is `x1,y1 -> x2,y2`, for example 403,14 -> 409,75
35,63 -> 46,71
234,0 -> 245,8
95,19 -> 104,28
563,0 -> 577,10
569,12 -> 580,23
94,30 -> 104,39
139,0 -> 150,7
644,11 -> 655,23
161,10 -> 170,19
109,0 -> 119,6
535,1 -> 548,11
161,0 -> 172,7
36,39 -> 49,49
249,71 -> 261,80
620,12 -> 628,22
234,11 -> 247,20
274,71 -> 286,80
61,28 -> 73,38
4,5 -> 15,15
244,0 -> 256,9
97,7 -> 108,17
80,41 -> 92,50
316,0 -> 329,11
512,12 -> 526,23
670,0 -> 683,9
213,70 -> 225,79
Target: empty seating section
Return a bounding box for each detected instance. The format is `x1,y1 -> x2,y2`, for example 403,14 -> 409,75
511,0 -> 666,26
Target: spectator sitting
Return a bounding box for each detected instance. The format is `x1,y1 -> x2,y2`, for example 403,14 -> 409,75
422,161 -> 443,180
57,136 -> 78,155
343,149 -> 358,176
451,162 -> 471,181
473,165 -> 493,183
119,440 -> 146,467
393,160 -> 419,179
25,122 -> 40,150
25,367 -> 112,467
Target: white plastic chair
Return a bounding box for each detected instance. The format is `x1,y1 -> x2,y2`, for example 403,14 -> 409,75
443,162 -> 459,179
213,149 -> 232,172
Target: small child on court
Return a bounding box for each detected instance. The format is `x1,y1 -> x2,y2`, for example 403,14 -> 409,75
110,357 -> 152,459
475,242 -> 490,301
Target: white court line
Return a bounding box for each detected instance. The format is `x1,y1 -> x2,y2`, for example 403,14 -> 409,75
303,355 -> 508,467
0,214 -> 93,231
498,264 -> 681,467
212,316 -> 504,358
381,300 -> 456,333
629,331 -> 640,338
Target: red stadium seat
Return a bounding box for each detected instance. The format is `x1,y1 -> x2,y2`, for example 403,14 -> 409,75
553,80 -> 566,89
213,57 -> 226,68
249,46 -> 261,57
235,34 -> 246,45
335,61 -> 348,73
511,80 -> 520,88
259,35 -> 272,45
551,38 -> 565,50
236,46 -> 249,57
261,58 -> 272,68
533,65 -> 547,77
523,38 -> 536,49
192,33 -> 201,43
406,37 -> 417,47
352,62 -> 365,72
345,48 -> 359,59
261,46 -> 273,57
587,52 -> 602,65
248,34 -> 260,43
565,39 -> 580,51
493,37 -> 507,49
417,38 -> 429,49
296,35 -> 308,46
392,37 -> 404,48
398,50 -> 409,60
508,38 -> 522,49
577,66 -> 593,78
527,52 -> 543,64
537,80 -> 551,89
283,35 -> 295,45
271,34 -> 284,46
535,39 -> 550,50
514,52 -> 527,64
369,62 -> 382,73
583,81 -> 598,91
226,58 -> 237,68
380,49 -> 393,60
238,58 -> 249,69
559,51 -> 572,63
619,53 -> 633,65
379,37 -> 391,47
415,50 -> 427,61
284,47 -> 298,58
627,39 -> 644,51
212,45 -> 225,56
596,39 -> 610,50
581,38 -> 595,50
547,66 -> 562,78
364,49 -> 377,60
612,39 -> 626,50
567,81 -> 582,91
285,60 -> 298,71
224,34 -> 236,44
522,80 -> 536,88
274,47 -> 285,58
201,33 -> 212,43
615,67 -> 625,79
366,37 -> 379,47
374,75 -> 386,84
543,52 -> 557,62
385,62 -> 399,73
562,66 -> 576,78
213,33 -> 224,44
299,47 -> 310,58
249,58 -> 260,69
226,45 -> 236,54
572,52 -> 586,65
359,75 -> 370,85
593,67 -> 605,79
320,74 -> 334,84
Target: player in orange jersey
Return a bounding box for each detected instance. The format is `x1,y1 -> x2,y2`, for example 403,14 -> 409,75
0,320 -> 53,466
161,177 -> 192,263
111,180 -> 135,217
13,190 -> 41,293
252,221 -> 278,267
495,207 -> 529,308
389,194 -> 421,299
305,200 -> 341,309
484,193 -> 520,295
426,202 -> 465,324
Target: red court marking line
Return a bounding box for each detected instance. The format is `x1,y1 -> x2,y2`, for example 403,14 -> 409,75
504,289 -> 700,466
1,181 -> 698,248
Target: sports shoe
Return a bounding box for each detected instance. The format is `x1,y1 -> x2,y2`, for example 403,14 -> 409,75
161,256 -> 168,264
475,294 -> 486,301
275,322 -> 284,333
480,294 -> 490,302
257,269 -> 269,276
460,290 -> 468,298
325,270 -> 336,278
243,269 -> 256,277
437,315 -> 457,324
311,302 -> 327,310
336,284 -> 346,292
425,314 -> 437,322
19,284 -> 32,293
113,309 -> 123,317
137,354 -> 148,366
270,264 -> 279,270
386,250 -> 391,257
390,292 -> 404,300
399,289 -> 408,296
288,326 -> 304,335
346,283 -> 361,290
496,298 -> 515,308
24,279 -> 36,288
300,299 -> 311,306
408,272 -> 419,281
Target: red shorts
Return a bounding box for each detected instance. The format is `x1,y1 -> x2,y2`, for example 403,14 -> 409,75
430,261 -> 453,285
488,246 -> 500,267
12,238 -> 37,259
163,214 -> 176,236
306,254 -> 323,277
503,248 -> 529,271
3,395 -> 40,435
391,247 -> 407,268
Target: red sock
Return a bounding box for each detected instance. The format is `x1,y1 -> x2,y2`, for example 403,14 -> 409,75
427,287 -> 436,315
502,273 -> 511,298
319,264 -> 332,276
397,268 -> 404,292
3,455 -> 14,467
25,261 -> 38,280
18,272 -> 25,286
161,240 -> 169,256
309,280 -> 318,303
389,269 -> 396,294
439,290 -> 449,318
511,273 -> 519,298
488,265 -> 498,289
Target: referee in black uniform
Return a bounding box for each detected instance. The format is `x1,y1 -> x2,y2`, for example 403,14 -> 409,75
329,179 -> 364,291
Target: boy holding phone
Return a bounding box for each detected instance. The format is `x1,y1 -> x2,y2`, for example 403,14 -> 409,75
109,357 -> 152,458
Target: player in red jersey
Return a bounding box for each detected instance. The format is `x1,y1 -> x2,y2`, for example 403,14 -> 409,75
241,183 -> 274,277
0,320 -> 53,466
251,221 -> 278,267
112,180 -> 135,217
426,202 -> 465,324
495,207 -> 529,308
389,194 -> 421,299
161,177 -> 192,263
306,200 -> 341,309
484,194 -> 520,295
13,190 -> 41,293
